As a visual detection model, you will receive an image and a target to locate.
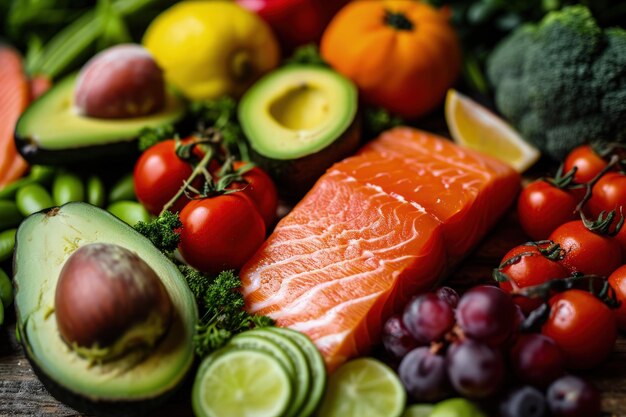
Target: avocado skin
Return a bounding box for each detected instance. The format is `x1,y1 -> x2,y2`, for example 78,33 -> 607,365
15,132 -> 141,165
24,352 -> 191,417
252,116 -> 361,201
12,204 -> 197,417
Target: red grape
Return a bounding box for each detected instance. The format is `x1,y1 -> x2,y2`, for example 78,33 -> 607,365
403,293 -> 455,344
382,314 -> 420,359
500,386 -> 547,417
456,285 -> 516,346
436,286 -> 460,308
547,376 -> 601,417
398,346 -> 452,402
510,333 -> 565,389
446,340 -> 505,399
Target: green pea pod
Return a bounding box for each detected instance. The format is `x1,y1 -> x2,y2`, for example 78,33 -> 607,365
86,176 -> 106,207
16,184 -> 55,216
108,174 -> 135,203
0,166 -> 56,200
0,268 -> 12,308
107,201 -> 151,226
0,200 -> 23,230
0,229 -> 16,262
53,172 -> 85,205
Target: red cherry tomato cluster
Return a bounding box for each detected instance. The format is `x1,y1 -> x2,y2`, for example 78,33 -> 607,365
518,144 -> 626,258
133,137 -> 278,274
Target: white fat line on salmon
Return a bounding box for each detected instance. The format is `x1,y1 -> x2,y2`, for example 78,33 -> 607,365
311,330 -> 351,353
248,257 -> 389,313
285,291 -> 384,332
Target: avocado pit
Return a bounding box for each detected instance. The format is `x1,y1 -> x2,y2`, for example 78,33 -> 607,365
54,242 -> 172,361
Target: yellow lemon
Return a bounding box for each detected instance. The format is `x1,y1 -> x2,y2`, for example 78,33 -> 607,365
445,89 -> 540,172
143,1 -> 280,100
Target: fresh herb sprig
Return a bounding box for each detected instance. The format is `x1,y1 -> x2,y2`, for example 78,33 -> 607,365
135,214 -> 273,357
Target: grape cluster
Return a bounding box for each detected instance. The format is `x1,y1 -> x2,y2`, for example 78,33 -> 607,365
383,285 -> 602,417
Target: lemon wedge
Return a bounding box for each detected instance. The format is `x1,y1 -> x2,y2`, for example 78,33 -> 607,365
445,89 -> 540,172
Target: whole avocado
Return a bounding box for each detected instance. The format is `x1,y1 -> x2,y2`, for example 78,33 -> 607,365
486,5 -> 626,160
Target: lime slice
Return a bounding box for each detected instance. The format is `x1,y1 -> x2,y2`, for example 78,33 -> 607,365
267,327 -> 326,417
403,404 -> 434,417
317,358 -> 406,417
192,349 -> 292,417
445,89 -> 540,173
243,328 -> 310,417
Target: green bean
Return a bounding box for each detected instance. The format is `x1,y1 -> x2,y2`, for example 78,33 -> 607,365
16,184 -> 55,216
108,174 -> 136,203
52,172 -> 85,205
0,229 -> 16,262
15,325 -> 21,343
0,165 -> 56,200
107,201 -> 151,226
0,268 -> 12,309
0,200 -> 24,230
0,298 -> 4,326
86,176 -> 106,207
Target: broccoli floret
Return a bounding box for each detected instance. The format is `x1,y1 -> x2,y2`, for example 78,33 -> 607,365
487,5 -> 626,160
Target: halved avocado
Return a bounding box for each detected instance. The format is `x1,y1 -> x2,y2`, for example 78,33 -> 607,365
15,74 -> 186,165
238,65 -> 360,197
13,203 -> 197,416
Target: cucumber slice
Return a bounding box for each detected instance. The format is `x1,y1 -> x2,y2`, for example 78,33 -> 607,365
317,358 -> 406,417
227,334 -> 296,380
244,328 -> 311,417
266,327 -> 326,417
192,349 -> 292,417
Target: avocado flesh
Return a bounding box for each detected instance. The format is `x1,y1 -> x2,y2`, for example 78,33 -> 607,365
239,65 -> 358,160
13,203 -> 197,403
15,74 -> 185,163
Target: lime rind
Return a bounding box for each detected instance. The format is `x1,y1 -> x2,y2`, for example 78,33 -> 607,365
243,328 -> 311,417
266,327 -> 327,417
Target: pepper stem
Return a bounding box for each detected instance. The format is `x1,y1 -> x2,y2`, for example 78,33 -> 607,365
384,9 -> 414,31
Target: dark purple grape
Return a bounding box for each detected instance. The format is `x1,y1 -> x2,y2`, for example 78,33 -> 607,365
402,293 -> 455,344
547,376 -> 601,417
399,346 -> 451,402
456,285 -> 516,346
436,286 -> 460,308
446,339 -> 504,399
510,334 -> 565,389
382,314 -> 420,359
500,386 -> 547,417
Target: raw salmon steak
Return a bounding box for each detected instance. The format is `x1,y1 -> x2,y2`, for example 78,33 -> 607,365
241,127 -> 520,370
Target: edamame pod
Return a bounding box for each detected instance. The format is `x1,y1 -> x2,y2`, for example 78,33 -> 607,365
0,229 -> 16,262
0,200 -> 23,230
0,268 -> 13,308
107,201 -> 151,226
16,184 -> 55,216
53,172 -> 85,205
86,176 -> 106,207
108,174 -> 135,203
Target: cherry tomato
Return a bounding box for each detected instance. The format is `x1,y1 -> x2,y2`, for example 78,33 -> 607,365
517,180 -> 578,240
608,265 -> 626,331
587,172 -> 626,217
542,289 -> 616,369
230,162 -> 278,228
134,140 -> 193,215
616,226 -> 626,259
549,220 -> 622,276
178,193 -> 266,274
497,243 -> 570,314
563,145 -> 607,184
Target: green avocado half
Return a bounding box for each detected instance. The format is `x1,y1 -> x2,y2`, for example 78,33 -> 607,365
238,65 -> 360,198
15,74 -> 186,165
13,202 -> 197,416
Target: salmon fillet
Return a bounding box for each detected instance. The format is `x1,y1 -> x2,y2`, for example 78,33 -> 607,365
241,127 -> 520,370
